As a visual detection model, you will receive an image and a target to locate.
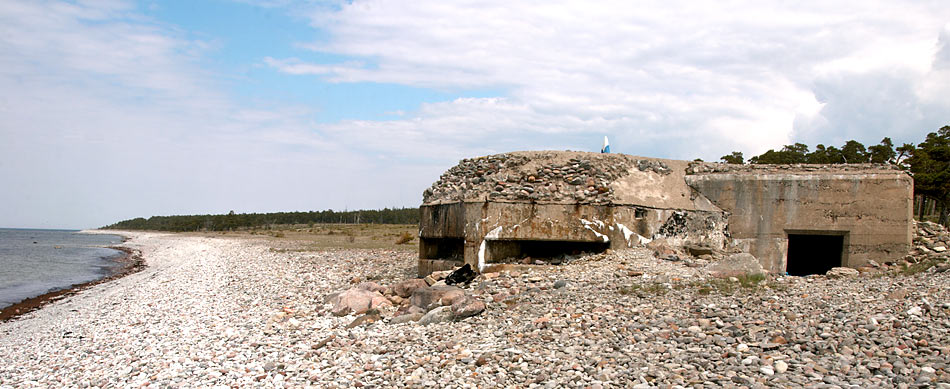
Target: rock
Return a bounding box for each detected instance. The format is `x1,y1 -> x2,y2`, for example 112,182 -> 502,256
825,267 -> 859,278
410,285 -> 465,310
554,280 -> 568,289
390,312 -> 424,324
450,295 -> 486,319
887,288 -> 910,300
685,244 -> 714,257
775,360 -> 788,374
907,306 -> 923,316
445,264 -> 477,285
423,275 -> 437,286
356,281 -> 386,293
418,306 -> 454,325
392,278 -> 429,298
323,291 -> 340,304
346,310 -> 382,328
311,335 -> 335,350
760,365 -> 774,375
705,253 -> 765,278
934,246 -> 947,252
646,240 -> 676,256
331,288 -> 381,316
370,295 -> 392,310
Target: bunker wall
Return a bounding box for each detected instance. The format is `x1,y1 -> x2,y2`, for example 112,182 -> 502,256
686,172 -> 913,272
419,201 -> 727,276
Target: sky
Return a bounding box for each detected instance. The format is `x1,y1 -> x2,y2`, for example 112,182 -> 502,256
1,0 -> 949,229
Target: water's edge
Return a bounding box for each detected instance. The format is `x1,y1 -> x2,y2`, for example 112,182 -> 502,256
0,242 -> 146,322
0,230 -> 138,320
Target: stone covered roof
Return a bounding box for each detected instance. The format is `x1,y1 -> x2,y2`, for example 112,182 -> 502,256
422,151 -> 675,205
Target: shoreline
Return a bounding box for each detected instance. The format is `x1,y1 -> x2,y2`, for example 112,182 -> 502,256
0,243 -> 146,322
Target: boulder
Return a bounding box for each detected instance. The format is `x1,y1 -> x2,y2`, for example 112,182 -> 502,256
345,310 -> 382,328
370,295 -> 393,309
685,244 -> 714,257
390,312 -> 424,325
825,267 -> 859,278
705,253 -> 765,278
418,306 -> 454,325
646,240 -> 677,256
451,295 -> 486,319
331,288 -> 387,317
392,278 -> 429,298
356,281 -> 386,294
323,291 -> 340,304
410,285 -> 465,310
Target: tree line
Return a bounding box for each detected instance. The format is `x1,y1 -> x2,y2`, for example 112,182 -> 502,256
102,207 -> 420,232
719,126 -> 949,226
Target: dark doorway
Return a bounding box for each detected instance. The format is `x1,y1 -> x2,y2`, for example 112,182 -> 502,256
419,237 -> 464,261
786,233 -> 845,276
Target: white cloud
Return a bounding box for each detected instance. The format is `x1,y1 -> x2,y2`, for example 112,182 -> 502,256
270,0 -> 950,158
0,0 -> 433,228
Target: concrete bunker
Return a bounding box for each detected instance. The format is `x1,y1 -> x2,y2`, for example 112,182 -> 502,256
419,151 -> 913,276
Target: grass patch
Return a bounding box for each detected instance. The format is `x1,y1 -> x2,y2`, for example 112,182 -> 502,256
394,231 -> 415,245
900,258 -> 942,276
618,283 -> 670,297
191,223 -> 419,251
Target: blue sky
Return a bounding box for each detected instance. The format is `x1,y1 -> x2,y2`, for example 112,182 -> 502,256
144,0 -> 499,123
1,0 -> 949,228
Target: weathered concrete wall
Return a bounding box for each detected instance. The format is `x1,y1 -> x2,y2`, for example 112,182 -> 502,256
686,170 -> 913,272
419,201 -> 727,275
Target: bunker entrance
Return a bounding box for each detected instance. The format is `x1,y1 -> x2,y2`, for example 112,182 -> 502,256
488,240 -> 609,264
785,232 -> 846,276
419,237 -> 464,261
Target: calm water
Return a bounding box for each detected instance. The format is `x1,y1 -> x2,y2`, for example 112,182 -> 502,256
0,229 -> 125,309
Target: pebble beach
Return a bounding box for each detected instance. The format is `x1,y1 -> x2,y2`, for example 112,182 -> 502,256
1,231 -> 949,388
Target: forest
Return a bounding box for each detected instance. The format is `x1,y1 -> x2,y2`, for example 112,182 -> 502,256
102,207 -> 420,232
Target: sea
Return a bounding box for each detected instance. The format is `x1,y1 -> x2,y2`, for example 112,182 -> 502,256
0,228 -> 126,309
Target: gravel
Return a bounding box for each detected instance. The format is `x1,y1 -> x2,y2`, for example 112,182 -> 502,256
2,232 -> 949,388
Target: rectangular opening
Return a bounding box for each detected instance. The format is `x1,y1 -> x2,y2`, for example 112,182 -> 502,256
487,239 -> 609,265
419,237 -> 464,261
785,231 -> 847,276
